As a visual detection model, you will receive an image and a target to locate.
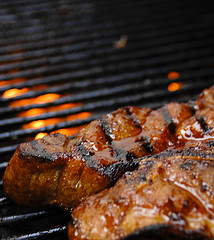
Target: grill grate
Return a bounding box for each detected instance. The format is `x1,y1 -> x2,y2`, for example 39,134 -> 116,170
1,0 -> 214,239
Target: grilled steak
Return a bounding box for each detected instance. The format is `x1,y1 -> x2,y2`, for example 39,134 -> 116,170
69,141 -> 214,240
3,86 -> 214,209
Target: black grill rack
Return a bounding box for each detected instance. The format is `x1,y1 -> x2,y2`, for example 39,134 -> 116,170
0,0 -> 214,239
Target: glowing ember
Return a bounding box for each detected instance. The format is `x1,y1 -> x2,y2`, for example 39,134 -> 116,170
3,82 -> 91,139
66,112 -> 91,121
18,103 -> 82,118
26,120 -> 46,129
168,82 -> 183,92
36,93 -> 61,103
35,124 -> 87,140
10,93 -> 61,107
50,125 -> 87,136
3,88 -> 28,98
167,71 -> 179,80
0,78 -> 26,87
35,132 -> 48,140
47,102 -> 81,112
18,108 -> 45,117
23,112 -> 91,130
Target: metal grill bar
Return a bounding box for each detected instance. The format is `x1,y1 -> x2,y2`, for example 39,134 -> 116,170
0,146 -> 19,156
0,33 -> 213,94
0,20 -> 121,46
1,44 -> 214,101
1,23 -> 214,68
1,56 -> 213,107
3,226 -> 67,240
0,15 -> 213,55
0,1 -> 206,29
0,81 -> 210,142
0,80 -> 191,126
0,115 -> 98,141
0,211 -> 49,224
2,65 -> 213,115
0,0 -> 205,25
0,68 -> 213,121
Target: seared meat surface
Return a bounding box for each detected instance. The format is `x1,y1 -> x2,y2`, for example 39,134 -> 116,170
69,141 -> 214,240
3,86 -> 214,210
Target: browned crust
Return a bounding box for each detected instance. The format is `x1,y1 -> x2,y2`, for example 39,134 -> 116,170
3,86 -> 214,210
69,141 -> 214,240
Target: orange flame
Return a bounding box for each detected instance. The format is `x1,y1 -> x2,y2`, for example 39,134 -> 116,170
0,78 -> 26,87
3,88 -> 29,98
168,82 -> 183,92
18,102 -> 82,118
10,93 -> 61,107
167,71 -> 179,80
22,112 -> 91,130
19,108 -> 45,117
33,112 -> 90,139
35,132 -> 48,140
50,125 -> 87,136
3,80 -> 91,139
35,124 -> 88,140
27,120 -> 46,129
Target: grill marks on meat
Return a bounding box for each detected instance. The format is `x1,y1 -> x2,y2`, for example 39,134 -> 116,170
176,108 -> 214,143
161,107 -> 176,135
69,141 -> 214,240
3,134 -> 70,207
3,86 -> 214,210
100,107 -> 151,160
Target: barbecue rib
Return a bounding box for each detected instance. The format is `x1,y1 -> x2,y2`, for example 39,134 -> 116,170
69,141 -> 214,240
3,86 -> 214,209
